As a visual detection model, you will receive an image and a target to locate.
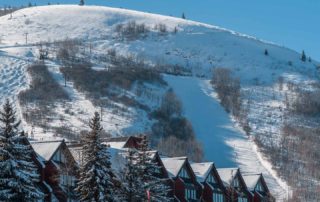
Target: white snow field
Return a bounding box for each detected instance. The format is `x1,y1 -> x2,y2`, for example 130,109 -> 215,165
1,5 -> 319,200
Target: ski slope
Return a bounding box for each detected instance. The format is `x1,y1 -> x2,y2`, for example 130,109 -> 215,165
164,75 -> 288,200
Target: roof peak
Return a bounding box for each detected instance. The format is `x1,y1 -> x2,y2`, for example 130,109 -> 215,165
30,139 -> 64,144
162,156 -> 187,160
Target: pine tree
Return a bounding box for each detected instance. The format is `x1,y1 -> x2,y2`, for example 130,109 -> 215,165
182,12 -> 186,19
264,49 -> 269,56
118,148 -> 143,202
136,135 -> 172,202
118,137 -> 173,202
79,0 -> 85,6
174,26 -> 178,34
76,112 -> 115,202
301,50 -> 306,62
0,99 -> 44,201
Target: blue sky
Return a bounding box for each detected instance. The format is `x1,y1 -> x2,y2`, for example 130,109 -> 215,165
2,0 -> 319,60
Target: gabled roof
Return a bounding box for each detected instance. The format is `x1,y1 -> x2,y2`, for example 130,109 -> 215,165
190,162 -> 214,182
217,167 -> 239,186
103,136 -> 142,149
243,174 -> 269,193
31,140 -> 63,161
68,145 -> 83,164
161,157 -> 187,178
242,174 -> 261,191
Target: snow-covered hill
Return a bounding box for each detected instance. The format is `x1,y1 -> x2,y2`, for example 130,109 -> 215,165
0,5 -> 318,82
1,5 -> 319,201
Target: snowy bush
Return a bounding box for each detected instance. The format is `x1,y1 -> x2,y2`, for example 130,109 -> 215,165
115,21 -> 150,40
60,61 -> 165,110
211,67 -> 242,117
291,88 -> 320,116
19,64 -> 69,103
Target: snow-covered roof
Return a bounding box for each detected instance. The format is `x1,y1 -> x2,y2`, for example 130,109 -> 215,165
68,146 -> 83,165
190,162 -> 214,182
242,174 -> 261,191
217,168 -> 239,186
161,157 -> 187,178
104,141 -> 127,149
31,140 -> 63,161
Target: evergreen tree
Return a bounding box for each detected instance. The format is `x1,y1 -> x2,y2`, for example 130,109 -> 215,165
76,112 -> 115,201
264,49 -> 269,56
182,12 -> 186,19
79,0 -> 85,6
118,136 -> 173,202
136,135 -> 172,202
301,50 -> 306,62
118,148 -> 143,202
0,99 -> 44,201
174,26 -> 178,34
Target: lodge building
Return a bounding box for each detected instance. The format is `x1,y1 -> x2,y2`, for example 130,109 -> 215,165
27,136 -> 274,202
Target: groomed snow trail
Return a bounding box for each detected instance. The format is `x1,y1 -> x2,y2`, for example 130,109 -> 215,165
164,75 -> 288,201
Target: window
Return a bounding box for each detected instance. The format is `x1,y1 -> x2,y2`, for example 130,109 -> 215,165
232,177 -> 239,188
255,181 -> 264,192
238,197 -> 248,202
53,150 -> 60,162
60,175 -> 67,186
53,149 -> 66,163
185,188 -> 197,200
179,167 -> 190,179
60,175 -> 76,186
207,174 -> 216,183
213,192 -> 224,202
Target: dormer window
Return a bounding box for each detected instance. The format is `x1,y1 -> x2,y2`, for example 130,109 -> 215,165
232,177 -> 239,188
238,197 -> 248,202
52,149 -> 65,163
179,167 -> 190,179
255,181 -> 264,192
207,174 -> 216,183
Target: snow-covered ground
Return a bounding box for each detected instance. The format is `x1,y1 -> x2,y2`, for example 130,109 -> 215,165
0,5 -> 318,82
164,75 -> 288,200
